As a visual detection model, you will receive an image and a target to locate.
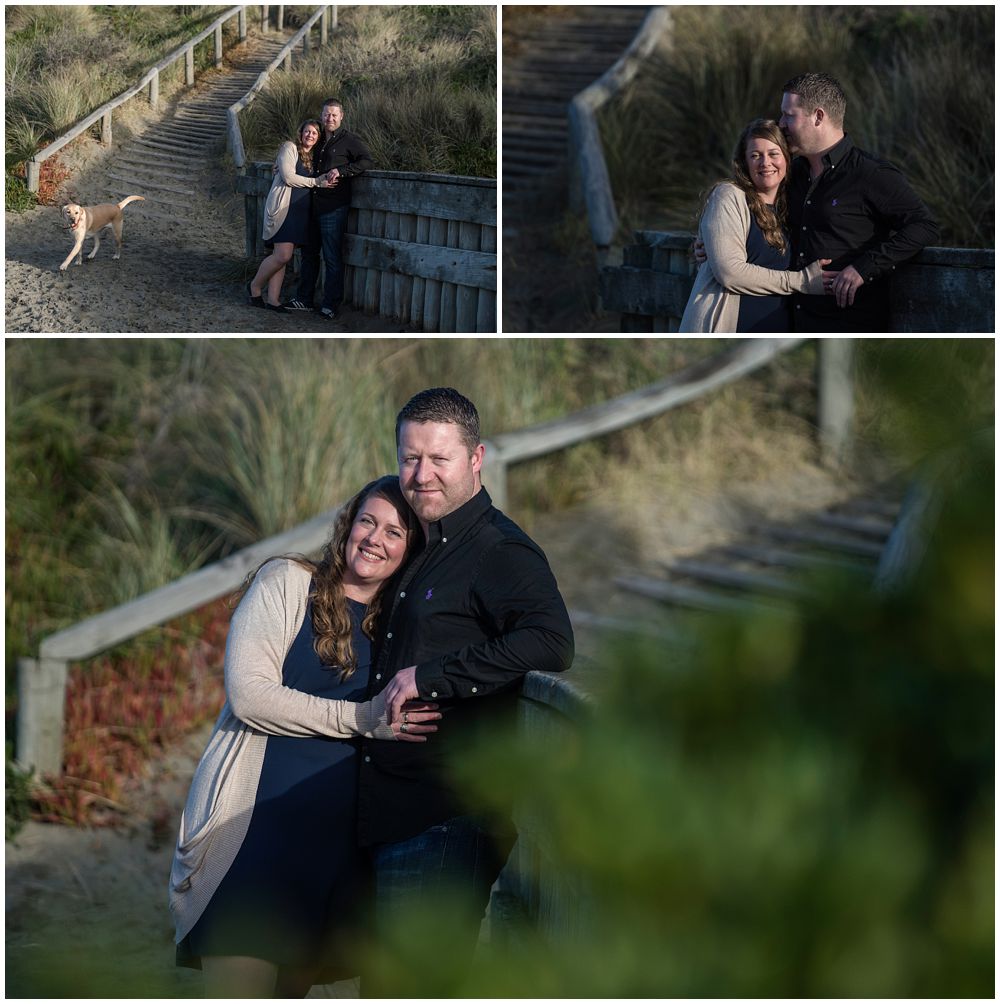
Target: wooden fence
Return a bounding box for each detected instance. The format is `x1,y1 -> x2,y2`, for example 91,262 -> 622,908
600,230 -> 996,333
25,5 -> 249,192
567,7 -> 673,259
15,339 -> 847,777
238,166 -> 497,332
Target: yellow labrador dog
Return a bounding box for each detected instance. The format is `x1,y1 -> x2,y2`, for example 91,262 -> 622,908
59,195 -> 145,271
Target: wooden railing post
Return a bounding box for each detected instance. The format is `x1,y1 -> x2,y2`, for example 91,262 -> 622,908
331,4 -> 338,30
277,5 -> 285,30
148,68 -> 160,109
482,442 -> 508,511
817,339 -> 855,468
261,4 -> 269,33
16,657 -> 69,777
215,24 -> 224,67
185,45 -> 195,85
101,111 -> 112,146
238,7 -> 248,40
321,6 -> 329,44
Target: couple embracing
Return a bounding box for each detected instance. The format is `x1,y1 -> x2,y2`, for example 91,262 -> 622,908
170,387 -> 575,997
247,98 -> 373,319
681,72 -> 939,333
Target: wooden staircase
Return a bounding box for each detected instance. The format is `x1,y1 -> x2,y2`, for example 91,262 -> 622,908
101,32 -> 290,225
614,490 -> 904,621
502,5 -> 650,224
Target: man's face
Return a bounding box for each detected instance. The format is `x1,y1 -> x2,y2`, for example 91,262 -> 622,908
322,103 -> 344,134
397,420 -> 484,528
778,92 -> 813,154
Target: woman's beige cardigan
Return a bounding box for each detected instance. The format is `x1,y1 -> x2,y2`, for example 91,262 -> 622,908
679,182 -> 825,332
168,558 -> 395,943
262,140 -> 321,242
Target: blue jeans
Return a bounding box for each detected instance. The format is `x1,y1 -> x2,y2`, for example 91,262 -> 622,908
365,815 -> 514,996
296,204 -> 349,310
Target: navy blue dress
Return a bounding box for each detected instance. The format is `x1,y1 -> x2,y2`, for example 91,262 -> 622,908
264,155 -> 314,248
737,206 -> 792,332
179,597 -> 371,976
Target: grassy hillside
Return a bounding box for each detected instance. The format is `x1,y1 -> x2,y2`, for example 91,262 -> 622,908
239,5 -> 496,177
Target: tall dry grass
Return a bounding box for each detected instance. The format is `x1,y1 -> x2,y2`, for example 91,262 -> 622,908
602,5 -> 993,247
241,5 -> 496,177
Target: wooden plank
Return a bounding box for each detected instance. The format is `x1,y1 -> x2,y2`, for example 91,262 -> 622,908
423,217 -> 447,332
352,174 -> 496,225
352,208 -> 371,309
477,224 -> 497,333
758,524 -> 884,558
440,220 -> 460,333
342,235 -> 497,291
720,543 -> 869,574
614,576 -> 773,613
380,211 -> 400,319
669,559 -> 805,598
455,221 -> 481,332
364,211 -> 385,314
812,512 -> 894,538
343,207 -> 358,307
410,215 -> 429,329
396,212 -> 417,323
599,264 -> 693,320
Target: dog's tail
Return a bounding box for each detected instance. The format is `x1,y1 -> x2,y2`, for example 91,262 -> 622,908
118,195 -> 146,210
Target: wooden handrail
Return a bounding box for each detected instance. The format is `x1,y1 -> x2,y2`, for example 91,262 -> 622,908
25,6 -> 247,192
481,337 -> 810,509
567,6 -> 673,257
15,338 -> 849,777
227,5 -> 336,169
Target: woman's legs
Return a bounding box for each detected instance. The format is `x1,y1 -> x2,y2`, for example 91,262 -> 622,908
250,244 -> 294,300
201,955 -> 278,998
266,264 -> 286,308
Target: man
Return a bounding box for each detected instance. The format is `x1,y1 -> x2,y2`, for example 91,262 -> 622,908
283,98 -> 373,319
696,73 -> 939,331
358,387 -> 575,994
777,72 -> 938,331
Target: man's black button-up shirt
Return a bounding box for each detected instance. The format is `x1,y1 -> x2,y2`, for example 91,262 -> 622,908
358,487 -> 574,846
788,134 -> 938,331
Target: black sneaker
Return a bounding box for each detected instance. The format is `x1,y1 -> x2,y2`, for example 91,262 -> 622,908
281,299 -> 312,311
265,302 -> 289,313
246,281 -> 265,308
318,306 -> 338,320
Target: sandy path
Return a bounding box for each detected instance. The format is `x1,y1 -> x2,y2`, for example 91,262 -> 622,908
4,37 -> 415,337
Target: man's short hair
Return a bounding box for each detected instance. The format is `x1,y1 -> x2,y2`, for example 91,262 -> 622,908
782,72 -> 846,128
395,387 -> 480,452
322,97 -> 344,111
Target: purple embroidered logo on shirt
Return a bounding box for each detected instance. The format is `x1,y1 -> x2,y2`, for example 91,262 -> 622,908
831,198 -> 839,207
425,588 -> 434,600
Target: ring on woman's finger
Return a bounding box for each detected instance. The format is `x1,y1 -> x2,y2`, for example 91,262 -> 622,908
400,722 -> 409,733
403,711 -> 409,724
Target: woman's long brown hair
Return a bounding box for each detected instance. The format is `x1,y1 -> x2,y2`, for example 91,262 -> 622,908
727,117 -> 791,253
235,475 -> 418,678
296,118 -> 322,174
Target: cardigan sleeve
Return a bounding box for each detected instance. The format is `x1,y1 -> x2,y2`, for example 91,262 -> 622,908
275,141 -> 318,188
702,185 -> 825,296
224,560 -> 394,741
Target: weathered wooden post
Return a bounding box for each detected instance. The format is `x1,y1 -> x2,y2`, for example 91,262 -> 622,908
16,657 -> 69,777
321,6 -> 329,45
481,441 -> 508,511
215,24 -> 224,67
817,338 -> 855,467
185,44 -> 195,85
148,69 -> 159,109
261,4 -> 269,33
330,4 -> 338,30
238,7 -> 247,41
101,111 -> 112,146
277,5 -> 285,30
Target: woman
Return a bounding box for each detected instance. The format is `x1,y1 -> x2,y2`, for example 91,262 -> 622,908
247,120 -> 333,312
680,118 -> 830,332
170,475 -> 439,997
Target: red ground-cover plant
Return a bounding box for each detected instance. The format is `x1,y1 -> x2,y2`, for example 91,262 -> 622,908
36,153 -> 73,207
30,597 -> 233,826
